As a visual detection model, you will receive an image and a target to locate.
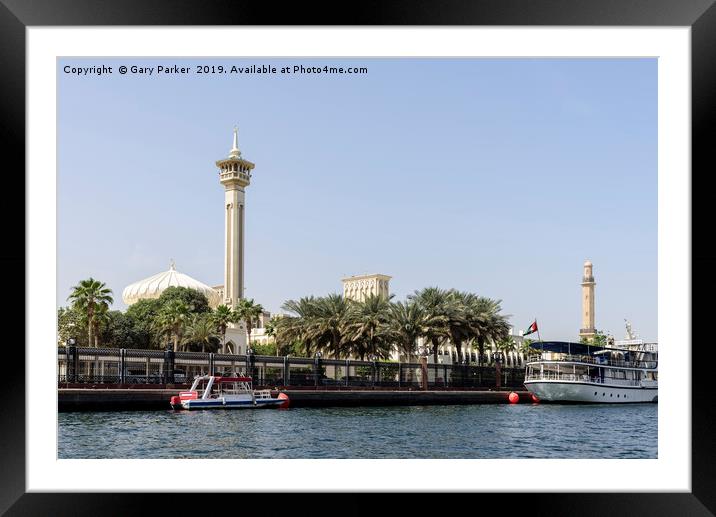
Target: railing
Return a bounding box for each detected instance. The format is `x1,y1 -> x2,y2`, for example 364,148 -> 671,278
57,346 -> 526,389
524,372 -> 642,386
525,354 -> 657,370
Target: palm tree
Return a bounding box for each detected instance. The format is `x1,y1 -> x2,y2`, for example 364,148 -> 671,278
495,336 -> 517,366
344,294 -> 393,360
278,297 -> 321,357
67,277 -> 114,348
155,300 -> 191,352
461,293 -> 510,364
91,303 -> 112,348
233,298 -> 264,350
185,313 -> 218,353
443,290 -> 473,364
313,294 -> 353,360
212,305 -> 235,354
387,300 -> 427,363
519,338 -> 535,362
265,316 -> 287,356
409,287 -> 451,364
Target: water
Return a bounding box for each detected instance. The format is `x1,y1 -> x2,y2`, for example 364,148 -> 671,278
58,403 -> 657,459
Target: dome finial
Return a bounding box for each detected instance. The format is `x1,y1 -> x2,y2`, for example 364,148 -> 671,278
169,259 -> 176,271
228,125 -> 241,158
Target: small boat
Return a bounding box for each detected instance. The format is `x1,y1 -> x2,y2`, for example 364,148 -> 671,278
523,340 -> 658,403
170,375 -> 289,410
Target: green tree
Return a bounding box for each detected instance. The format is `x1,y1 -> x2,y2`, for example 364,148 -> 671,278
443,290 -> 473,364
278,296 -> 322,357
91,302 -> 112,348
313,294 -> 354,360
57,306 -> 88,347
387,300 -> 426,363
468,296 -> 510,366
125,298 -> 162,349
184,313 -> 219,353
581,329 -> 610,347
233,298 -> 264,349
211,305 -> 236,354
409,287 -> 451,364
100,310 -> 145,349
67,277 -> 114,348
495,336 -> 517,366
155,299 -> 191,351
265,316 -> 292,356
250,341 -> 277,356
344,294 -> 393,360
157,286 -> 211,314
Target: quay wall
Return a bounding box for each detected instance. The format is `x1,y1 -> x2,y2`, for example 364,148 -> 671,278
58,388 -> 533,411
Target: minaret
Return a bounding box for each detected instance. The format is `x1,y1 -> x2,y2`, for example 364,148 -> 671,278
216,126 -> 255,308
579,260 -> 596,341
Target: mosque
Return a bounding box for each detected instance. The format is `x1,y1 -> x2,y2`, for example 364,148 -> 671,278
120,127 -> 534,366
122,127 -> 255,354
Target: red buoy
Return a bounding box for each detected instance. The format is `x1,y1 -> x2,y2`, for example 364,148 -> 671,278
278,392 -> 290,409
508,392 -> 519,404
531,394 -> 540,403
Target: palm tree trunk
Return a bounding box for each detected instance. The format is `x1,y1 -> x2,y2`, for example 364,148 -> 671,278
431,337 -> 439,364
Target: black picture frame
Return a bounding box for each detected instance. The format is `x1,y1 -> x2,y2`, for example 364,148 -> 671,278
2,0 -> 714,514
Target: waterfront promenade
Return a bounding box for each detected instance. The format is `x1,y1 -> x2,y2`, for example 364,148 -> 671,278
58,387 -> 533,411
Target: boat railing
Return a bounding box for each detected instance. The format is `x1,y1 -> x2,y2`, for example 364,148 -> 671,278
254,389 -> 273,399
526,354 -> 657,369
524,372 -> 642,386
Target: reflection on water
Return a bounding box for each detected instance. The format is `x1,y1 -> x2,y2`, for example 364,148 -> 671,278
59,403 -> 657,459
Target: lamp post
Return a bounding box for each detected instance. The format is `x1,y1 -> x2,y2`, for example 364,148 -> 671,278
164,342 -> 175,384
247,346 -> 255,381
370,354 -> 378,387
314,351 -> 322,387
417,344 -> 429,390
66,338 -> 77,383
494,351 -> 504,389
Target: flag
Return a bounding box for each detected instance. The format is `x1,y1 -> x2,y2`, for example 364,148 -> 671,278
522,320 -> 538,336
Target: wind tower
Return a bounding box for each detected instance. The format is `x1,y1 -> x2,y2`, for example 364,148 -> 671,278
216,126 -> 255,309
579,260 -> 596,341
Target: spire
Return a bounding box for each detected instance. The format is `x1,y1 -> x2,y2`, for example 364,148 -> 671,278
228,125 -> 241,158
169,259 -> 176,271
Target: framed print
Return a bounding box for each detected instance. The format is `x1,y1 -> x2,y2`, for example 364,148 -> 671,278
3,0 -> 715,514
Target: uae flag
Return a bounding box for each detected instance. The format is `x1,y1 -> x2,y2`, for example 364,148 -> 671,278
522,321 -> 538,336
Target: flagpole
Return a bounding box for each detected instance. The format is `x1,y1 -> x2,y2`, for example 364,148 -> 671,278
535,317 -> 542,342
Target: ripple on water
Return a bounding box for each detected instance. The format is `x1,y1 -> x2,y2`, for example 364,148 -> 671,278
58,404 -> 657,459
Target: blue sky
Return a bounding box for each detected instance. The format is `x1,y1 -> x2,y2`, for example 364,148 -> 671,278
57,58 -> 657,342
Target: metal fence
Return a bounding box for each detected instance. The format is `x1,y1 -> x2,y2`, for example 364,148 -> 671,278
58,346 -> 525,389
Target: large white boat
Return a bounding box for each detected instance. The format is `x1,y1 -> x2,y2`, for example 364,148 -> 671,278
170,375 -> 289,410
523,340 -> 658,403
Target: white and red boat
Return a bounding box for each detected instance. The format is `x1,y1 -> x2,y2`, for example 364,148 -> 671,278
170,375 -> 289,410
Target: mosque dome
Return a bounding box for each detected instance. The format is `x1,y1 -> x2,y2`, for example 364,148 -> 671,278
122,261 -> 220,307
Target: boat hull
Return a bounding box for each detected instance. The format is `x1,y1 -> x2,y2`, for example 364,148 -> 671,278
180,398 -> 285,410
524,380 -> 657,403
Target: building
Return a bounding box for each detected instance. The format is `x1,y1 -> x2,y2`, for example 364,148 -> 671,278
121,260 -> 221,308
122,127 -> 255,355
579,260 -> 596,341
342,273 -> 392,301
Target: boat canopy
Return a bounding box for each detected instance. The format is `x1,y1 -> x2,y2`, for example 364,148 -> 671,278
528,341 -> 635,356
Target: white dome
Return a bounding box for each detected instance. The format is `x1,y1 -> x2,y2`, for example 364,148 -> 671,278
122,261 -> 220,307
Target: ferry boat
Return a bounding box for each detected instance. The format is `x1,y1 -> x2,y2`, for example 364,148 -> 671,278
170,375 -> 289,410
523,340 -> 658,403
